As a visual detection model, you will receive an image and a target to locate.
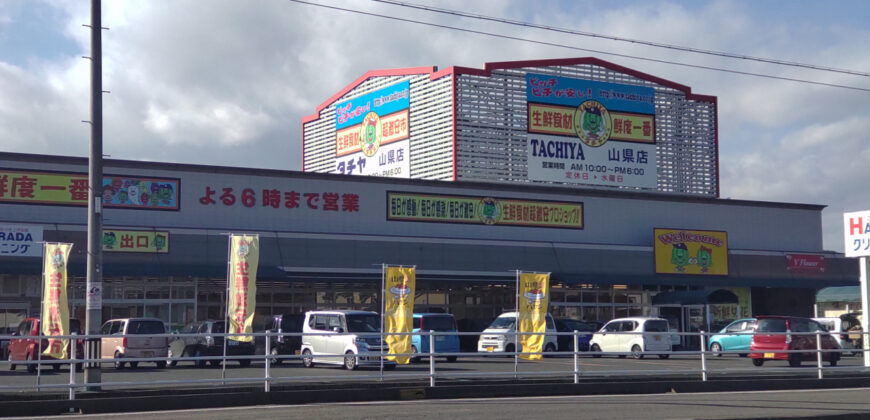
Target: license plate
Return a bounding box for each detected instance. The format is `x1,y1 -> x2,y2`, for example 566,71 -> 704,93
143,351 -> 153,358
436,336 -> 446,342
228,340 -> 238,346
654,335 -> 661,341
764,352 -> 775,358
486,346 -> 494,352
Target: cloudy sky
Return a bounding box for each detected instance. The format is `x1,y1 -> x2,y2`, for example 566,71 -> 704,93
1,0 -> 868,252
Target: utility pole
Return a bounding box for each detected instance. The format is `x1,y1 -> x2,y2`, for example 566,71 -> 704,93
85,0 -> 103,390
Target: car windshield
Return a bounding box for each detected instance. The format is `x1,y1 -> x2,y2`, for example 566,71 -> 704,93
128,320 -> 166,335
489,316 -> 516,329
421,316 -> 455,331
645,320 -> 669,332
280,316 -> 304,331
345,314 -> 380,333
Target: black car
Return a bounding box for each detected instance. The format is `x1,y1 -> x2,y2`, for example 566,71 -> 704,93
554,319 -> 603,352
168,320 -> 255,367
268,314 -> 305,365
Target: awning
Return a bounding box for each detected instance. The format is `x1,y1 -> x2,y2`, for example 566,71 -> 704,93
816,286 -> 861,303
652,289 -> 739,306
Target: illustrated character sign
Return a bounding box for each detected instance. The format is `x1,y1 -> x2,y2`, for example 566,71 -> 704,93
573,100 -> 612,147
478,197 -> 501,225
360,111 -> 382,157
671,243 -> 689,273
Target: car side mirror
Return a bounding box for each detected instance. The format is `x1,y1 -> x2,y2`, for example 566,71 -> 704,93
11,332 -> 18,337
332,327 -> 344,333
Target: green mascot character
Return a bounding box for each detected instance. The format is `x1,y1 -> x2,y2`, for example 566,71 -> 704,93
671,243 -> 689,273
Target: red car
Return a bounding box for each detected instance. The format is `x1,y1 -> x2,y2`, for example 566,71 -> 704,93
750,316 -> 840,367
7,317 -> 84,373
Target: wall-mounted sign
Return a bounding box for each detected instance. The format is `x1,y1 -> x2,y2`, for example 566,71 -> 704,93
786,253 -> 825,273
102,230 -> 169,253
0,224 -> 42,257
387,191 -> 583,229
526,74 -> 657,189
654,228 -> 728,276
844,210 -> 870,258
334,80 -> 410,178
0,169 -> 180,210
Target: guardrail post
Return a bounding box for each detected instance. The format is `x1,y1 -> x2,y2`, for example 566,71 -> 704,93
69,337 -> 76,401
699,330 -> 707,382
573,330 -> 579,384
513,330 -> 518,380
265,333 -> 271,392
816,331 -> 823,379
36,332 -> 42,392
429,330 -> 435,387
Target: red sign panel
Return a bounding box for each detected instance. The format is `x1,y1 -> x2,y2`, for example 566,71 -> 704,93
785,254 -> 825,273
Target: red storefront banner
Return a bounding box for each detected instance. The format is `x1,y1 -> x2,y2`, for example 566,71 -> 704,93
785,254 -> 825,273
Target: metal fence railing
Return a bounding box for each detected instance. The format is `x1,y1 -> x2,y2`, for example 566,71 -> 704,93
1,329 -> 868,401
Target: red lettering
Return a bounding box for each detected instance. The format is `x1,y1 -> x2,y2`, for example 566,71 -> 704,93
850,217 -> 863,235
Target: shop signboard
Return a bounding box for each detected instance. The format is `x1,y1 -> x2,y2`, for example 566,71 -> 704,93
654,228 -> 728,276
0,223 -> 42,257
526,73 -> 657,189
334,80 -> 410,178
844,210 -> 870,258
102,229 -> 169,253
387,191 -> 583,229
785,253 -> 825,273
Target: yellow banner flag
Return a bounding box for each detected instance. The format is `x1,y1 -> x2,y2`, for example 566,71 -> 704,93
42,243 -> 72,360
384,266 -> 415,364
518,272 -> 550,360
228,235 -> 258,342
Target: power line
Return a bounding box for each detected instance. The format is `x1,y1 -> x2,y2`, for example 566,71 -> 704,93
374,0 -> 870,78
289,0 -> 870,93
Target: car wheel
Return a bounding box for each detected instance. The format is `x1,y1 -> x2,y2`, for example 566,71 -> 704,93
270,347 -> 281,366
114,351 -> 125,370
344,351 -> 357,371
544,343 -> 556,358
194,348 -> 206,368
711,342 -> 722,357
591,344 -> 602,358
446,356 -> 458,363
788,354 -> 801,367
302,349 -> 314,368
239,359 -> 251,368
8,352 -> 15,371
410,346 -> 421,363
505,343 -> 515,358
26,353 -> 36,373
631,345 -> 643,360
156,361 -> 167,369
129,361 -> 139,368
752,358 -> 764,367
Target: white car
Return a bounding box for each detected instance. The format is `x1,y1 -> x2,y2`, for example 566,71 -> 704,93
589,317 -> 672,359
477,312 -> 558,355
300,310 -> 395,370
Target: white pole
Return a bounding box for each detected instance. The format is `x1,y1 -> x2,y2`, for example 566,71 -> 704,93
264,334 -> 271,392
816,331 -> 823,379
860,256 -> 870,367
222,235 -> 232,384
69,336 -> 76,401
700,330 -> 707,382
429,330 -> 435,387
37,243 -> 47,391
814,304 -> 819,318
573,330 -> 579,384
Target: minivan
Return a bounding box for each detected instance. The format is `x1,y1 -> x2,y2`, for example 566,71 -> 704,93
750,316 -> 840,367
813,314 -> 862,355
7,317 -> 84,373
100,317 -> 169,369
411,313 -> 460,363
476,312 -> 558,355
168,320 -> 255,367
300,310 -> 395,370
589,317 -> 672,359
267,314 -> 305,365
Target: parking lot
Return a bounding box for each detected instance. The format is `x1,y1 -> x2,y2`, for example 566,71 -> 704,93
3,351 -> 870,393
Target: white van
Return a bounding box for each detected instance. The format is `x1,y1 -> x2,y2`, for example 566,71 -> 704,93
300,310 -> 396,370
476,312 -> 558,355
813,315 -> 862,354
589,317 -> 672,359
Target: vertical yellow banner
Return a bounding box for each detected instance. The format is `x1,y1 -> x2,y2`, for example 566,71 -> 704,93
518,272 -> 550,360
42,243 -> 72,360
384,266 -> 415,364
228,235 -> 258,342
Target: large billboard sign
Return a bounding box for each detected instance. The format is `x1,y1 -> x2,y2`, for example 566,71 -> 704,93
526,74 -> 657,189
0,224 -> 43,257
844,210 -> 870,258
334,80 -> 410,178
654,228 -> 728,276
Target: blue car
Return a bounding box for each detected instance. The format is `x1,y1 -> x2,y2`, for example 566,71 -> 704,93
708,318 -> 756,356
411,313 -> 460,363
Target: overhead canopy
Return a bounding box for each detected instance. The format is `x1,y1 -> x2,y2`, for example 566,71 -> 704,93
816,286 -> 861,303
652,289 -> 739,306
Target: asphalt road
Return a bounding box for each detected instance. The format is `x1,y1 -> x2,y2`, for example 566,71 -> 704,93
3,352 -> 870,393
24,387 -> 870,419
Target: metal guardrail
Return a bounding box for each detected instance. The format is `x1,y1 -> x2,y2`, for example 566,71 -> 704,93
0,329 -> 866,400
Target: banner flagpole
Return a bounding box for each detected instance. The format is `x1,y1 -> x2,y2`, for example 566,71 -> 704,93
514,269 -> 520,378
37,242 -> 49,390
222,234 -> 232,384
380,263 -> 386,380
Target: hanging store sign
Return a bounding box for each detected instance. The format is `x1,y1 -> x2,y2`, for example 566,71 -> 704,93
0,169 -> 180,210
844,210 -> 870,258
102,229 -> 170,253
526,74 -> 657,189
0,224 -> 42,257
654,228 -> 728,276
387,191 -> 583,229
785,253 -> 825,273
334,80 -> 410,178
